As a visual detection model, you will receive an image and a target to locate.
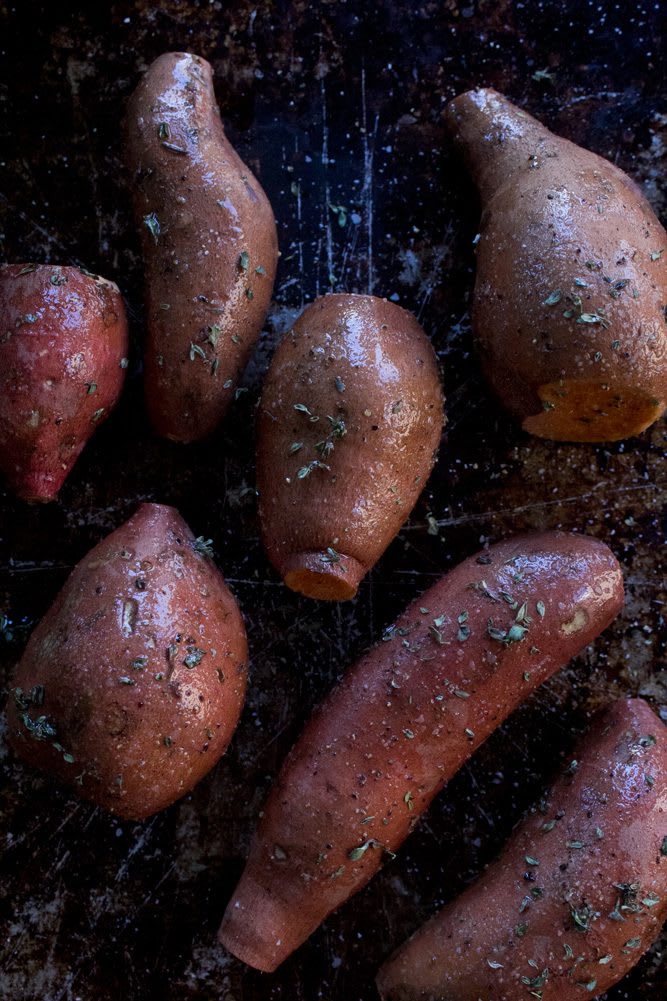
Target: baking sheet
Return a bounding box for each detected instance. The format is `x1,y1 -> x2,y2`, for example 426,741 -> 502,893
0,2 -> 665,998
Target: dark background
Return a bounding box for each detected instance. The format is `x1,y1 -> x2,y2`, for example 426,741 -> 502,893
0,1 -> 665,998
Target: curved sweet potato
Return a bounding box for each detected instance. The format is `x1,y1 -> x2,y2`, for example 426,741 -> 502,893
0,263 -> 128,502
218,531 -> 623,971
445,88 -> 667,442
125,51 -> 278,442
377,698 -> 667,1001
257,293 -> 444,601
6,503 -> 247,820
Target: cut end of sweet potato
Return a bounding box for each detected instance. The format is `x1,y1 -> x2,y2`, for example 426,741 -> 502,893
522,380 -> 664,442
6,466 -> 62,504
281,550 -> 364,601
219,885 -> 295,973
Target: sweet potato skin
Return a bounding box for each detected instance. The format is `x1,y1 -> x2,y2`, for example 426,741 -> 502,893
445,88 -> 667,442
6,503 -> 247,820
257,293 -> 444,601
125,51 -> 278,442
0,263 -> 128,501
219,532 -> 623,971
377,698 -> 667,1001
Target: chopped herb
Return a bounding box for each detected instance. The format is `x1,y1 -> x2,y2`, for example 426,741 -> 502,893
130,656 -> 147,670
158,122 -> 171,139
348,840 -> 375,861
255,265 -> 266,275
624,938 -> 641,949
143,212 -> 160,243
536,600 -> 545,618
183,647 -> 205,669
50,273 -> 67,285
403,728 -> 415,739
119,676 -> 135,686
289,441 -> 304,454
570,902 -> 595,932
86,382 -> 97,394
320,547 -> 342,565
650,250 -> 663,261
246,287 -> 254,300
294,402 -> 319,421
335,376 -> 346,392
578,981 -> 597,992
525,855 -> 539,866
404,790 -> 414,811
193,536 -> 215,557
543,289 -> 562,306
487,959 -> 504,969
91,408 -> 105,422
645,773 -> 655,787
453,689 -> 470,699
189,342 -> 206,361
119,357 -> 129,368
163,735 -> 173,747
239,250 -> 250,271
458,624 -> 471,642
464,728 -> 475,739
598,955 -> 612,964
521,969 -> 549,989
567,840 -> 586,850
573,277 -> 588,288
639,734 -> 657,747
515,922 -> 528,937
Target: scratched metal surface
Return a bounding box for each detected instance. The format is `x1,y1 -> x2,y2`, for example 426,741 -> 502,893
0,2 -> 666,999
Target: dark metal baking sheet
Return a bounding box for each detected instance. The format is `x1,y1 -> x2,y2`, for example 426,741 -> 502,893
0,2 -> 665,998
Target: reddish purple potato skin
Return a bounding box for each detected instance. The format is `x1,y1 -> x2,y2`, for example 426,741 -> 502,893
257,293 -> 444,601
377,698 -> 667,1001
0,264 -> 128,502
218,532 -> 623,971
125,51 -> 278,443
445,88 -> 667,442
6,503 -> 248,820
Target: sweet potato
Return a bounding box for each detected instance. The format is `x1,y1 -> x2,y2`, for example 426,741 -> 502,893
445,88 -> 667,442
0,263 -> 128,502
377,697 -> 667,1001
6,503 -> 247,820
218,531 -> 623,970
257,293 -> 444,601
125,51 -> 278,442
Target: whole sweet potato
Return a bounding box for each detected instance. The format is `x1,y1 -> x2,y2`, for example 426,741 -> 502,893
0,263 -> 128,502
257,293 -> 444,601
445,88 -> 667,441
219,532 -> 623,970
6,503 -> 247,819
125,51 -> 278,442
377,698 -> 667,1001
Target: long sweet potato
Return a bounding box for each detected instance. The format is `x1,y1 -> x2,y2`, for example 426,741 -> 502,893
125,51 -> 278,442
219,531 -> 623,970
445,88 -> 667,442
377,697 -> 667,1001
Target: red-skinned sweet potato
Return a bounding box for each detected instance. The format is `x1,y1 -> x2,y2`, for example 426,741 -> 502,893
218,531 -> 623,971
257,293 -> 444,601
125,51 -> 278,442
0,263 -> 128,502
6,503 -> 247,820
445,88 -> 667,442
377,697 -> 667,1001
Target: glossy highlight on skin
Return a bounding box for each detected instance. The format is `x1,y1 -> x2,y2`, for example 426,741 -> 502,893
219,532 -> 623,971
257,293 -> 444,601
377,698 -> 667,1001
445,87 -> 667,442
125,52 -> 278,442
0,263 -> 128,502
7,503 -> 248,820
